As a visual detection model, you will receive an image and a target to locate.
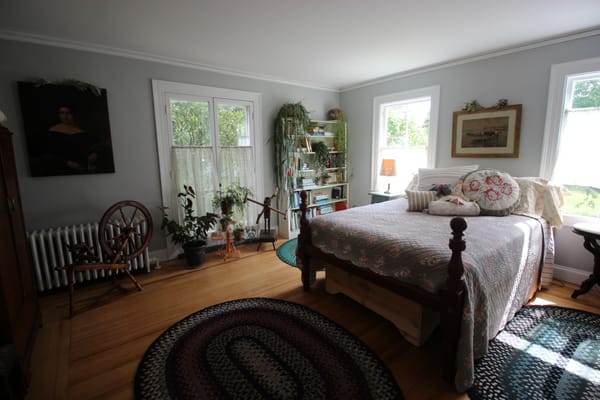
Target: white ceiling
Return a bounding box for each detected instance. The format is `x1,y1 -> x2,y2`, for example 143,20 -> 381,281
1,1 -> 600,91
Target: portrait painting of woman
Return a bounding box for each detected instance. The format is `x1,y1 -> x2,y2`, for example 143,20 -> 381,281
18,81 -> 115,177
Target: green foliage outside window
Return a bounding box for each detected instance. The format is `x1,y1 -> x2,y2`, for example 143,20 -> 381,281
561,185 -> 600,218
572,79 -> 600,108
385,106 -> 429,147
218,104 -> 248,146
171,100 -> 210,146
170,101 -> 248,146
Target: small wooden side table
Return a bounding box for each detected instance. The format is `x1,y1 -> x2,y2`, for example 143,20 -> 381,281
369,191 -> 402,204
571,222 -> 600,299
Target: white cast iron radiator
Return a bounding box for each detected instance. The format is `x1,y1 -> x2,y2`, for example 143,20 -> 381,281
27,223 -> 150,292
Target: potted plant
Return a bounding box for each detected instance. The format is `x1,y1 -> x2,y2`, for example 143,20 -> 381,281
233,223 -> 246,241
273,102 -> 312,193
310,141 -> 330,183
161,185 -> 218,268
211,183 -> 253,229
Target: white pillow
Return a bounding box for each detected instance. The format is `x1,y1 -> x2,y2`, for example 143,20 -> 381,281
417,165 -> 479,191
427,200 -> 481,216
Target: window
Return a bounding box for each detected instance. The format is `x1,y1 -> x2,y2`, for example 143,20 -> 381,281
371,86 -> 439,193
540,58 -> 600,221
153,80 -> 263,237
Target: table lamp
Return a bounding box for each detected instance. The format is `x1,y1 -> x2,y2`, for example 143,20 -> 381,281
380,158 -> 397,194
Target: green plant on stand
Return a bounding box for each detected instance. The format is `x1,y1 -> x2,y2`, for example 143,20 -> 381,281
211,183 -> 253,229
161,185 -> 218,268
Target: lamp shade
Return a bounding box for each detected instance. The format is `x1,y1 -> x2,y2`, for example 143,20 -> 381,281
379,159 -> 397,177
0,110 -> 6,125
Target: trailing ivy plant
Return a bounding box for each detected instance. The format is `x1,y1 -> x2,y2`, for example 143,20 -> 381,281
332,109 -> 347,164
272,102 -> 311,195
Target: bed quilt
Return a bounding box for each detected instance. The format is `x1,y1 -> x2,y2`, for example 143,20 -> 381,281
305,198 -> 547,391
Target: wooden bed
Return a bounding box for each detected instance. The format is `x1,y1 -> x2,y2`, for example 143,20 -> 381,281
296,191 -> 547,391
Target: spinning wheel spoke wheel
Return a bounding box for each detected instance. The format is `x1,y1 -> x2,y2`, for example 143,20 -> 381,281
98,200 -> 153,262
59,200 -> 153,318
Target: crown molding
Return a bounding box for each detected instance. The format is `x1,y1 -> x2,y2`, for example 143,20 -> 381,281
2,27 -> 599,93
0,29 -> 339,93
341,27 -> 600,92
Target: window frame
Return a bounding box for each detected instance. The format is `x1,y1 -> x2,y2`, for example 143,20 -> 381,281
152,79 -> 264,215
540,57 -> 600,225
371,85 -> 440,191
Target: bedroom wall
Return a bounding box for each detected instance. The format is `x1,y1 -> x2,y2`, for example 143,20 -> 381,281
0,38 -> 339,252
340,33 -> 600,282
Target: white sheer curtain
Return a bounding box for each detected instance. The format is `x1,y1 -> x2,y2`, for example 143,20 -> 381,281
172,147 -> 217,218
172,146 -> 257,226
552,109 -> 600,187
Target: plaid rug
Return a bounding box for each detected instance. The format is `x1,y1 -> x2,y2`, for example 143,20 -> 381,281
135,297 -> 403,399
469,305 -> 600,399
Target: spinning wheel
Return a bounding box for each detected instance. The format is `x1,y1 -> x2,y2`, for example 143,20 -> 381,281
98,200 -> 153,261
58,200 -> 153,317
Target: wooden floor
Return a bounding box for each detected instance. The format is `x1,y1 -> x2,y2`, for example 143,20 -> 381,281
27,240 -> 600,400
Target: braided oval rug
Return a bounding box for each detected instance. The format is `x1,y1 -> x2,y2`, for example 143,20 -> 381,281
135,297 -> 403,399
276,238 -> 297,268
469,305 -> 600,400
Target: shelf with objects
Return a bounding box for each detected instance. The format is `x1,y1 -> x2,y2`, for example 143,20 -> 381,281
279,118 -> 349,239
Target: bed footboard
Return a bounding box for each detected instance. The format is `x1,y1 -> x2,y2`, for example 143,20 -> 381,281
296,190 -> 467,385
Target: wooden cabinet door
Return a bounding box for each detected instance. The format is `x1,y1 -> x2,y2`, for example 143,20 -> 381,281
0,126 -> 39,386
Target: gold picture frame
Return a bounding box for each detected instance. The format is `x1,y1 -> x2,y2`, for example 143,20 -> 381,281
452,104 -> 521,158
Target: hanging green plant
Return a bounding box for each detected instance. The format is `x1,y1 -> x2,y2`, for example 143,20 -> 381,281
272,102 -> 311,193
33,78 -> 102,96
332,110 -> 347,163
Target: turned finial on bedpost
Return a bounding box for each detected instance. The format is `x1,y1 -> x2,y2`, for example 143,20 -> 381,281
448,217 -> 467,279
298,190 -> 314,291
299,191 -> 309,230
443,216 -> 467,384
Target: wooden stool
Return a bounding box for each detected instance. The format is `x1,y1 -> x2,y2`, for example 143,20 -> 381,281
256,229 -> 276,251
571,222 -> 600,298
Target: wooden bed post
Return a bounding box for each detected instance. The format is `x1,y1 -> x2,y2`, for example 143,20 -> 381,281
298,190 -> 315,290
442,217 -> 467,384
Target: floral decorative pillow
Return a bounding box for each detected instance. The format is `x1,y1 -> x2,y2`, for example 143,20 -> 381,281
462,169 -> 520,216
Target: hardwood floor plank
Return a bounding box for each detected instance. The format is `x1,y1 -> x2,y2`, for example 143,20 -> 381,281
26,243 -> 600,400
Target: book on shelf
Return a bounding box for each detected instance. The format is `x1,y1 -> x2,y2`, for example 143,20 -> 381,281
318,204 -> 334,215
297,177 -> 316,189
331,186 -> 343,199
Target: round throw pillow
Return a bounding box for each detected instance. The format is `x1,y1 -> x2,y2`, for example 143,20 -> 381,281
461,169 -> 520,216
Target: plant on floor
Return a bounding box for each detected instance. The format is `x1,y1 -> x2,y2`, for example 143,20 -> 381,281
161,185 -> 218,246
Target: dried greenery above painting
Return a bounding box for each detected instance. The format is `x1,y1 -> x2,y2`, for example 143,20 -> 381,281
33,78 -> 102,96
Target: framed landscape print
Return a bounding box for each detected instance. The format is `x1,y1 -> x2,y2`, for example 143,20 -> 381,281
18,81 -> 115,177
452,104 -> 522,158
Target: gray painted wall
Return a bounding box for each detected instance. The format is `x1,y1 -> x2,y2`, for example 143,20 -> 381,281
340,34 -> 600,280
1,34 -> 599,284
0,39 -> 339,251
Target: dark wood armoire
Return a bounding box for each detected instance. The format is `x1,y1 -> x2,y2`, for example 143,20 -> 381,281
0,125 -> 40,398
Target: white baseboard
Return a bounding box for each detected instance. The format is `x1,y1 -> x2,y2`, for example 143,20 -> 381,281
553,264 -> 591,285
